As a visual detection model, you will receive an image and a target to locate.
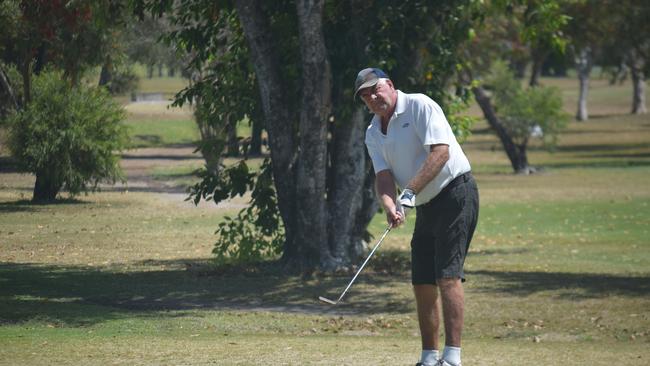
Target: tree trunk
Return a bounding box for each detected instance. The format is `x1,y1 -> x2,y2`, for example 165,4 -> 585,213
98,58 -> 113,87
226,119 -> 240,157
529,48 -> 548,87
575,47 -> 593,121
631,68 -> 647,115
20,61 -> 31,105
327,107 -> 370,266
249,116 -> 263,156
234,0 -> 298,268
473,86 -> 533,174
293,0 -> 332,270
627,49 -> 647,114
33,170 -> 62,203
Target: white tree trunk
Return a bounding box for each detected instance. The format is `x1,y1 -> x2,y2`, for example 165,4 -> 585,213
575,47 -> 593,121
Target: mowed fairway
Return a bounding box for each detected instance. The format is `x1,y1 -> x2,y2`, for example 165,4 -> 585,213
1,76 -> 649,365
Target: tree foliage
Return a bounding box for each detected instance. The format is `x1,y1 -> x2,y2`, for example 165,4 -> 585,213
461,0 -> 570,173
487,61 -> 568,149
0,1 -> 132,201
134,0 -> 481,271
6,71 -> 128,202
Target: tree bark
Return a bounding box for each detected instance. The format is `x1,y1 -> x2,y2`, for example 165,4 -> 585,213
575,47 -> 593,121
226,119 -> 240,157
473,86 -> 532,174
20,61 -> 31,105
627,49 -> 647,114
631,68 -> 647,115
529,48 -> 548,87
234,0 -> 298,268
327,107 -> 369,266
294,0 -> 332,270
33,170 -> 62,203
99,57 -> 113,87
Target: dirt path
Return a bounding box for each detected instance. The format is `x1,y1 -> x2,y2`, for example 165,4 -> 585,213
115,145 -> 202,193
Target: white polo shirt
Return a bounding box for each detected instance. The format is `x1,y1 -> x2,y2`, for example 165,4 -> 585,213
364,90 -> 471,206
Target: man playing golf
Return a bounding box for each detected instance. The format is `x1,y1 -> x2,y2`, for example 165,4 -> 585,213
356,68 -> 479,366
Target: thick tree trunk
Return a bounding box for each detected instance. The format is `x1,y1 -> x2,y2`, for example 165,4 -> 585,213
33,170 -> 62,203
327,108 -> 370,266
294,0 -> 332,270
235,0 -> 298,268
473,86 -> 533,174
575,47 -> 593,121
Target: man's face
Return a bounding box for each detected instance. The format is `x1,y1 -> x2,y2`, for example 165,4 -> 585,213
359,79 -> 396,116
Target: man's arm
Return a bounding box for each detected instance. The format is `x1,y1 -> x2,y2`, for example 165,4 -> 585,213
375,169 -> 403,227
406,144 -> 449,194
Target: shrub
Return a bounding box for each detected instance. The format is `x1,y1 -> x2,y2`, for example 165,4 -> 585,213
487,61 -> 569,149
6,70 -> 128,202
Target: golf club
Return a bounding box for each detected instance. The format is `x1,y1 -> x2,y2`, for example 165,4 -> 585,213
318,223 -> 393,305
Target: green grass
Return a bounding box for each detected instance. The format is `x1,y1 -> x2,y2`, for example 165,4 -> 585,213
1,75 -> 649,365
124,118 -> 199,148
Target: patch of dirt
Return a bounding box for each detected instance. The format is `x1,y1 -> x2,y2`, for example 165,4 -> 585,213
115,146 -> 203,194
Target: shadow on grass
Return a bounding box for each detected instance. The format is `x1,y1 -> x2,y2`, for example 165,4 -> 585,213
121,153 -> 200,161
543,160 -> 650,169
0,198 -> 89,212
0,261 -> 411,326
0,156 -> 23,173
470,270 -> 650,299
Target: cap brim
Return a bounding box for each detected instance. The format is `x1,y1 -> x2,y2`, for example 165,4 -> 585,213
354,79 -> 380,100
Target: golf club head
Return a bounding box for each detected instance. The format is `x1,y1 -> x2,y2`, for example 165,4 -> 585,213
318,296 -> 338,305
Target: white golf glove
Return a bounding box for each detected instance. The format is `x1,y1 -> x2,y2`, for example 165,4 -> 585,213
397,188 -> 416,217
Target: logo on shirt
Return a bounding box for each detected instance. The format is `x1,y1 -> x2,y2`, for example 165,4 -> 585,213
402,122 -> 410,128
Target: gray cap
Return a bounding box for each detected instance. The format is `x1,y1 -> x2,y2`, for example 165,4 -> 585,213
354,68 -> 389,99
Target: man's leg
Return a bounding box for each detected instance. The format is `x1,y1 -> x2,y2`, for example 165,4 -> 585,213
413,284 -> 442,350
437,278 -> 464,347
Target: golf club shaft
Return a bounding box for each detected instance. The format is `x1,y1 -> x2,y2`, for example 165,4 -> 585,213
335,223 -> 392,303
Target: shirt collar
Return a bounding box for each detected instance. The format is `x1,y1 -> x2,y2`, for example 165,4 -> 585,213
394,90 -> 406,115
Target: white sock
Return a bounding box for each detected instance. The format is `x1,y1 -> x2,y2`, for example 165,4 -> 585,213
420,349 -> 439,365
442,346 -> 461,365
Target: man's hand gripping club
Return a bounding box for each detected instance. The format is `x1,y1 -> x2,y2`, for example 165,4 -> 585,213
397,188 -> 416,221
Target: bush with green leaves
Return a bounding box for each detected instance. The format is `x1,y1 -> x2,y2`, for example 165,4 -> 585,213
189,159 -> 284,264
6,70 -> 128,202
487,61 -> 569,149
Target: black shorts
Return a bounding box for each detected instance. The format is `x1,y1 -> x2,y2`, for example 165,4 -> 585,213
411,172 -> 479,285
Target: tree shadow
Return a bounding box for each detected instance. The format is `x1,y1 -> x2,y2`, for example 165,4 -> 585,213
544,160 -> 650,169
120,153 -> 200,161
0,156 -> 23,173
0,261 -> 411,326
468,270 -> 650,300
556,142 -> 650,153
0,198 -> 89,212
